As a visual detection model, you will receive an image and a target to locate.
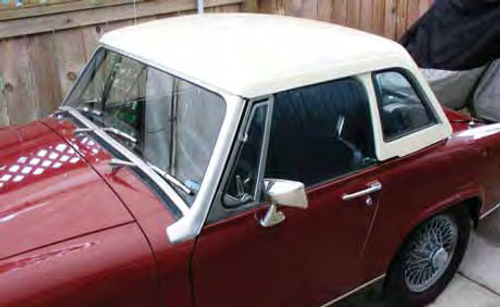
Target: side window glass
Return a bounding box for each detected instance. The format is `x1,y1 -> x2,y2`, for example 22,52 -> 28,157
265,78 -> 377,187
373,71 -> 437,141
224,103 -> 268,207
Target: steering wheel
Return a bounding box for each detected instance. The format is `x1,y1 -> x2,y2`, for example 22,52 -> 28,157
223,158 -> 255,207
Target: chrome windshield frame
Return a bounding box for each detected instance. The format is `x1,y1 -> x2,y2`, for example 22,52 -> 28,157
58,45 -> 246,244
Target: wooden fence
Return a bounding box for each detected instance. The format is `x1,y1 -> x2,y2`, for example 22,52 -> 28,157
0,0 -> 432,127
0,0 -> 243,127
259,0 -> 433,40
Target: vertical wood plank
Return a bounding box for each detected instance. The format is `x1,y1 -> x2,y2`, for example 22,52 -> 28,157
0,63 -> 9,126
395,0 -> 408,39
0,37 -> 38,125
346,0 -> 361,29
317,0 -> 333,22
384,0 -> 397,39
360,0 -> 373,32
81,24 -> 106,61
285,0 -> 317,19
27,32 -> 62,117
241,0 -> 259,13
331,0 -> 347,25
372,0 -> 386,36
53,28 -> 86,97
259,0 -> 279,14
407,0 -> 420,29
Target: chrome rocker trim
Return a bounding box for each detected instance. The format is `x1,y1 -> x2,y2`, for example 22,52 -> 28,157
320,274 -> 386,307
480,201 -> 500,220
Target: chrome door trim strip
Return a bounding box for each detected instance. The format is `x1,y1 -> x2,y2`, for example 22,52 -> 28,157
480,202 -> 500,220
320,274 -> 386,307
64,107 -> 190,215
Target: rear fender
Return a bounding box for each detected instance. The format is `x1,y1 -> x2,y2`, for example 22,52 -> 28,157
399,184 -> 483,249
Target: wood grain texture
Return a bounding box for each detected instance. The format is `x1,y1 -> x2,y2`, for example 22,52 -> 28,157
0,70 -> 9,126
0,37 -> 38,124
317,0 -> 333,22
395,0 -> 408,40
258,0 -> 279,14
0,0 -> 143,22
27,32 -> 63,117
284,0 -> 317,18
240,0 -> 259,13
104,19 -> 133,32
53,28 -> 86,97
407,0 -> 420,29
384,0 -> 397,39
0,37 -> 38,125
81,24 -> 106,61
372,0 -> 386,36
0,0 -> 243,39
346,0 -> 361,29
206,3 -> 241,12
331,0 -> 347,25
360,0 -> 373,32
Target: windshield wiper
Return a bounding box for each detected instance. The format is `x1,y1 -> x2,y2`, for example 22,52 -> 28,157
74,127 -> 137,144
77,106 -> 103,117
109,158 -> 194,196
145,162 -> 194,195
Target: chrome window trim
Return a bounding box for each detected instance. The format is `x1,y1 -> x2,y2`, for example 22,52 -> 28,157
254,97 -> 274,201
205,96 -> 274,222
320,274 -> 386,306
166,93 -> 245,243
226,97 -> 273,206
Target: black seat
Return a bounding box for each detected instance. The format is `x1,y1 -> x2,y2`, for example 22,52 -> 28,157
266,79 -> 373,186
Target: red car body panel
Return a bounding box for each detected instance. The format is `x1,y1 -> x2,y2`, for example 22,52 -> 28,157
191,109 -> 500,306
1,107 -> 500,306
193,168 -> 382,306
43,117 -> 195,307
0,121 -> 133,259
0,223 -> 160,306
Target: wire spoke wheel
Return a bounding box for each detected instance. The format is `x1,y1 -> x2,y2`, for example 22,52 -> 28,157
403,215 -> 458,293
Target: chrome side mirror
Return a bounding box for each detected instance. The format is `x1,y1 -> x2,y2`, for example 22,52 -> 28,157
260,179 -> 308,228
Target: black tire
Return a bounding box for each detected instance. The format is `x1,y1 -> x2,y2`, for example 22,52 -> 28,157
384,206 -> 471,307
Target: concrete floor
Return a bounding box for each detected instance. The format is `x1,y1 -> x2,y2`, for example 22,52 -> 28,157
431,209 -> 500,307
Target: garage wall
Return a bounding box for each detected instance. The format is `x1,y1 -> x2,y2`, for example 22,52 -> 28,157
0,0 -> 432,127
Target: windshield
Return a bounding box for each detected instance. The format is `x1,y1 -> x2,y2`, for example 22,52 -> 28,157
65,48 -> 226,204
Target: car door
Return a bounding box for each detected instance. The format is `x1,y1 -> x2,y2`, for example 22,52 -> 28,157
192,77 -> 385,306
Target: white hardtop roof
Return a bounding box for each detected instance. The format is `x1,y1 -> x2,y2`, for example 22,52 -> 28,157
100,13 -> 416,98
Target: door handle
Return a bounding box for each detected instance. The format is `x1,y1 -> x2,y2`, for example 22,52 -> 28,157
342,181 -> 382,201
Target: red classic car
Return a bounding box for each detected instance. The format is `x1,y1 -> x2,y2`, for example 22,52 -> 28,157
1,14 -> 500,307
